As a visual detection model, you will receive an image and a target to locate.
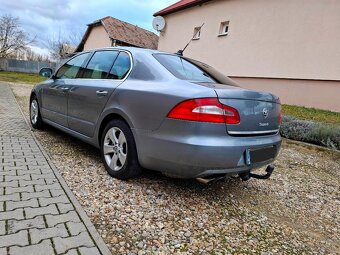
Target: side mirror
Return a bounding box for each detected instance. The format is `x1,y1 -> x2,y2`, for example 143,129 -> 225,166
39,68 -> 53,78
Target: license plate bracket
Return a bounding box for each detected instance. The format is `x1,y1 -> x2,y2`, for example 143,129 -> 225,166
245,146 -> 277,165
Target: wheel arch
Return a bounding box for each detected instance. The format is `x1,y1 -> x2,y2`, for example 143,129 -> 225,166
97,111 -> 134,148
29,91 -> 37,102
30,87 -> 42,103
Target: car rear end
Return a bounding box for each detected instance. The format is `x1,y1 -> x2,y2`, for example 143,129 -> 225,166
136,84 -> 281,179
134,52 -> 282,179
215,84 -> 282,169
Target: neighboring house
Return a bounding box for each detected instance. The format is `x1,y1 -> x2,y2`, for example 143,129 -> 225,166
75,16 -> 158,52
154,0 -> 340,112
59,44 -> 76,59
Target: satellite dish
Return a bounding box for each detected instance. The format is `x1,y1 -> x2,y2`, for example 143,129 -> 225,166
152,16 -> 166,32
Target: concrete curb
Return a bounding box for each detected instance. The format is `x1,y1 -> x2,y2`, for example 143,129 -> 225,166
11,85 -> 112,255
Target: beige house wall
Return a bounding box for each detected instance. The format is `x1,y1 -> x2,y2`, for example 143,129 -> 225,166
231,77 -> 340,112
83,26 -> 112,51
157,0 -> 340,111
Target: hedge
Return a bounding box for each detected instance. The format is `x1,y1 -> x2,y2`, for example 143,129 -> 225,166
280,116 -> 340,150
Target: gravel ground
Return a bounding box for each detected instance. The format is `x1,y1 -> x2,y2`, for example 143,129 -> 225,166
10,83 -> 340,254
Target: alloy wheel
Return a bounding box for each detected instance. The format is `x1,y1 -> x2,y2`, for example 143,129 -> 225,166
30,100 -> 39,125
103,127 -> 128,171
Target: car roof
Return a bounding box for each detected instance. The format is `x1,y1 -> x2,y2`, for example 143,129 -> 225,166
82,46 -> 174,56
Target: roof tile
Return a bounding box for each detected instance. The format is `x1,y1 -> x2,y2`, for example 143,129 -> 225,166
101,16 -> 158,49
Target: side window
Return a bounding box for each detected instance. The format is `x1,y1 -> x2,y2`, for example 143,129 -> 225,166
108,52 -> 131,80
55,53 -> 90,79
82,51 -> 119,79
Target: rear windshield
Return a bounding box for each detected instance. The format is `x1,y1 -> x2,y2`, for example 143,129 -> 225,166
154,54 -> 216,83
153,53 -> 239,86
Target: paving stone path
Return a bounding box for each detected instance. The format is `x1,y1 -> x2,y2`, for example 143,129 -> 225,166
0,84 -> 111,255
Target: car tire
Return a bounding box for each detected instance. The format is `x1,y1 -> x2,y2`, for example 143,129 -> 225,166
30,95 -> 44,129
101,119 -> 142,180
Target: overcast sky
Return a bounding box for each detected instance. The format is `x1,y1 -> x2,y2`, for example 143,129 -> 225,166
0,0 -> 175,56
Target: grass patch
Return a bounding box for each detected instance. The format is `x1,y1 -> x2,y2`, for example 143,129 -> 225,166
0,71 -> 47,84
282,104 -> 340,125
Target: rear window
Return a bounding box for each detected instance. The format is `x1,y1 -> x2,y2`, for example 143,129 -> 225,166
154,54 -> 216,83
154,53 -> 239,86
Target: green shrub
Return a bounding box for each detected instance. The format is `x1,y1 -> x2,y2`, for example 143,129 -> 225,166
308,125 -> 340,150
280,116 -> 340,150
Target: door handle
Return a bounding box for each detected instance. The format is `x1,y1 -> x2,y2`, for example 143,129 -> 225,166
96,90 -> 108,96
60,87 -> 70,92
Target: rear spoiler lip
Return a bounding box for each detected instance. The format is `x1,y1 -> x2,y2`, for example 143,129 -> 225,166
217,97 -> 281,104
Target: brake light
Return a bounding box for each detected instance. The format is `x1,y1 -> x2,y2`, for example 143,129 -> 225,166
167,98 -> 240,124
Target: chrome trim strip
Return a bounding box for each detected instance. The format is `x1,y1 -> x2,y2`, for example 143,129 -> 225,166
228,129 -> 280,135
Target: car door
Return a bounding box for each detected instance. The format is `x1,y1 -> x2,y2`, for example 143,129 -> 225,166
40,53 -> 91,127
67,50 -> 132,137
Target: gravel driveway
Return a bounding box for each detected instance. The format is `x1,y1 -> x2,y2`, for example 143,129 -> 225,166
10,83 -> 340,254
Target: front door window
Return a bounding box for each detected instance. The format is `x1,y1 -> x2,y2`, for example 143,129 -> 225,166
55,53 -> 90,79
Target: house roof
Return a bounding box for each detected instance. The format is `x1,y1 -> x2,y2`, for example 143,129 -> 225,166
154,0 -> 211,16
75,16 -> 158,52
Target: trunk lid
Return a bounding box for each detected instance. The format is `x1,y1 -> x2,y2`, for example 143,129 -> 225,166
210,83 -> 281,136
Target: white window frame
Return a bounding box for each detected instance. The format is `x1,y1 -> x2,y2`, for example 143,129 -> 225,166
193,27 -> 201,40
218,21 -> 229,37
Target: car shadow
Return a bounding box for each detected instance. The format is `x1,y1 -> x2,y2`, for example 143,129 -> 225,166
38,125 -> 250,198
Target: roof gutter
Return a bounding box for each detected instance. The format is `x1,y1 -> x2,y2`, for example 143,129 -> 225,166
154,0 -> 211,17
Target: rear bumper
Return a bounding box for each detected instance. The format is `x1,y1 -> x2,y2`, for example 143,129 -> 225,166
133,119 -> 282,179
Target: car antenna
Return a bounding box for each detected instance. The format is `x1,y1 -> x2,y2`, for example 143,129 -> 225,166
176,23 -> 204,56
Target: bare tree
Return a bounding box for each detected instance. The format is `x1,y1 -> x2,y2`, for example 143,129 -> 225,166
46,32 -> 66,60
0,14 -> 35,58
46,28 -> 83,61
25,48 -> 36,61
25,48 -> 49,62
67,28 -> 84,47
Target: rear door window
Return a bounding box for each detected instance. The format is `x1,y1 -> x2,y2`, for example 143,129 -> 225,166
55,53 -> 90,79
82,51 -> 119,79
108,52 -> 131,80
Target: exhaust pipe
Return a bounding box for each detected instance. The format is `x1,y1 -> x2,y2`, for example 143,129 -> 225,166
196,176 -> 226,184
196,177 -> 213,184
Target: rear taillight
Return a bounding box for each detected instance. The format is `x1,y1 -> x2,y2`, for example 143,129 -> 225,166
167,98 -> 240,124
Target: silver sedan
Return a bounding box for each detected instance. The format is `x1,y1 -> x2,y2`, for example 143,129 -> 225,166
30,47 -> 282,182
